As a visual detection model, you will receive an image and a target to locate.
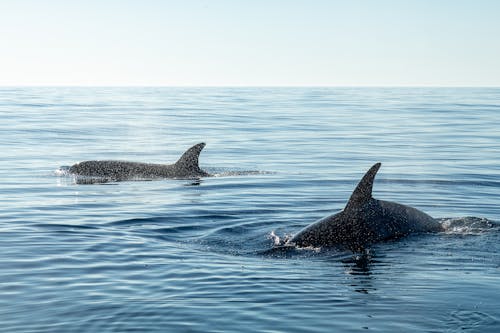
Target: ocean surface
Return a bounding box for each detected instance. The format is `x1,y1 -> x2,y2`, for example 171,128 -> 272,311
1,87 -> 499,332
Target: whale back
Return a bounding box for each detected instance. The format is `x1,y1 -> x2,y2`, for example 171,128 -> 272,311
69,143 -> 209,180
288,162 -> 442,251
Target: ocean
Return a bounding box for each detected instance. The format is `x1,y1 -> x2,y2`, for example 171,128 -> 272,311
1,87 -> 499,332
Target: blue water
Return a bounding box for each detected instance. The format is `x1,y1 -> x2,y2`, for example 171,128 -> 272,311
1,87 -> 499,332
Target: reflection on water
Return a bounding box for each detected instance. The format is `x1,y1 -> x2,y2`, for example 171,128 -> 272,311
1,87 -> 499,332
342,252 -> 375,294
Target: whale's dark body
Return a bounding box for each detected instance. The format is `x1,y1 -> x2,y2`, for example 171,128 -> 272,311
69,143 -> 209,181
288,163 -> 443,251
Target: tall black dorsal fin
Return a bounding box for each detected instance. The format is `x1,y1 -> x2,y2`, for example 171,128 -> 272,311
345,163 -> 381,211
174,143 -> 206,172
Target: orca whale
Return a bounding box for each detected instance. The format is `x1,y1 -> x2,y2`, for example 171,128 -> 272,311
69,143 -> 209,181
287,163 -> 443,251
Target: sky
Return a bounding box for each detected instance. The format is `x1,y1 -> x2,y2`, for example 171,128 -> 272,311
1,0 -> 499,86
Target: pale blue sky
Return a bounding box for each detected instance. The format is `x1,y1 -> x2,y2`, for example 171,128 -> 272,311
1,0 -> 499,86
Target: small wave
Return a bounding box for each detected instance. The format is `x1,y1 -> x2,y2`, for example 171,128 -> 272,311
106,217 -> 164,227
35,223 -> 99,231
210,170 -> 275,177
378,178 -> 500,188
439,216 -> 497,234
204,166 -> 275,177
445,310 -> 498,331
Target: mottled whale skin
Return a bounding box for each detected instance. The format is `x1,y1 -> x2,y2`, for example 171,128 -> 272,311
288,163 -> 443,251
69,143 -> 209,181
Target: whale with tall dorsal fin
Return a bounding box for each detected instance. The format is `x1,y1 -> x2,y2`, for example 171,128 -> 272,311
287,163 -> 443,252
69,143 -> 209,181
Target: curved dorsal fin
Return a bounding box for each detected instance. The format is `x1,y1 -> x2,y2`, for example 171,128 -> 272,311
174,143 -> 206,171
345,163 -> 381,211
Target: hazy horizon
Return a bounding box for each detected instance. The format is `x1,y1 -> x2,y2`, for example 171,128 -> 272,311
1,0 -> 499,87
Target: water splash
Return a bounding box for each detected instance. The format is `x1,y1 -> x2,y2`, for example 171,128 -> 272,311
439,216 -> 496,235
208,169 -> 275,177
265,230 -> 323,253
54,165 -> 71,176
268,230 -> 282,246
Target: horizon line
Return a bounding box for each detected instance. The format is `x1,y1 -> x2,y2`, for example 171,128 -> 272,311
1,84 -> 499,88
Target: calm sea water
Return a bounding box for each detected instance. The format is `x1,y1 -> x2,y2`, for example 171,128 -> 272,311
1,87 -> 499,332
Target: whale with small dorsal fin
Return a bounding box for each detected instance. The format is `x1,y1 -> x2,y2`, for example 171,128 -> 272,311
69,143 -> 209,181
287,163 -> 443,252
